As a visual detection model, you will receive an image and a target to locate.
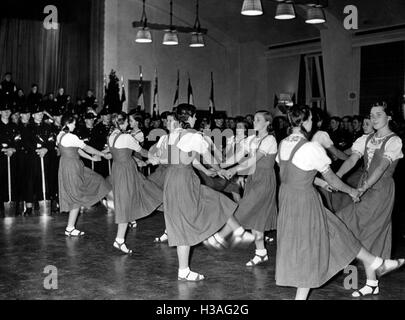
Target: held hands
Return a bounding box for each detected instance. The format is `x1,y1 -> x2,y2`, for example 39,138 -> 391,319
2,148 -> 16,157
92,155 -> 102,162
357,181 -> 370,199
137,160 -> 148,167
36,148 -> 48,158
205,168 -> 217,177
102,152 -> 112,160
217,168 -> 236,180
349,188 -> 361,203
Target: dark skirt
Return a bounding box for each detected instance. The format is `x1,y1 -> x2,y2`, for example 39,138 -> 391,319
58,157 -> 111,212
234,166 -> 277,232
163,165 -> 237,247
336,177 -> 395,259
112,159 -> 162,224
276,184 -> 362,288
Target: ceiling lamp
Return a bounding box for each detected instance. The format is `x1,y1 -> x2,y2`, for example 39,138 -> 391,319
241,0 -> 263,16
275,1 -> 296,20
305,3 -> 326,24
190,0 -> 204,47
135,0 -> 152,43
163,0 -> 179,45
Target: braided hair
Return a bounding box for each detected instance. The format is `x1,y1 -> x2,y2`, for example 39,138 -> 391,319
287,104 -> 312,139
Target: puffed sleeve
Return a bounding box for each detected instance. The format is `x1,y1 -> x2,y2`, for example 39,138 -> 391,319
258,135 -> 277,155
134,131 -> 144,143
312,131 -> 333,149
351,134 -> 368,157
123,134 -> 141,152
70,134 -> 86,149
294,141 -> 331,173
383,136 -> 403,163
177,132 -> 209,154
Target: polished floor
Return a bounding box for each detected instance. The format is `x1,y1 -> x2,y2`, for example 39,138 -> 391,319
1,205 -> 405,300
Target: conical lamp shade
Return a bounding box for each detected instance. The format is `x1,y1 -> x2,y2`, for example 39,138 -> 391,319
305,7 -> 326,24
163,30 -> 179,45
135,28 -> 152,43
241,0 -> 263,16
189,32 -> 205,47
275,3 -> 296,20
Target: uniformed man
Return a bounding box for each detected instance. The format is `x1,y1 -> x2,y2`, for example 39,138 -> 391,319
0,98 -> 19,215
48,106 -> 64,213
27,84 -> 43,109
20,103 -> 55,214
15,104 -> 32,213
82,90 -> 97,109
93,108 -> 112,177
0,73 -> 17,98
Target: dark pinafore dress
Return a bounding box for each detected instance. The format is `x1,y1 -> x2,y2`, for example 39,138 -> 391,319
163,130 -> 237,247
58,133 -> 112,212
276,138 -> 362,288
234,135 -> 278,232
336,133 -> 400,259
109,133 -> 162,224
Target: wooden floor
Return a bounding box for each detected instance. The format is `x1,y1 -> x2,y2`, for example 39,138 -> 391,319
0,205 -> 405,300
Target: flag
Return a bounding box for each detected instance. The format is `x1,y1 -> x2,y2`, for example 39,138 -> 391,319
187,74 -> 194,105
173,69 -> 179,107
120,77 -> 126,103
209,72 -> 215,114
152,68 -> 158,119
137,66 -> 144,111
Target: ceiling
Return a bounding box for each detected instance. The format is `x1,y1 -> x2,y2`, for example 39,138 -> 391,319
171,0 -> 405,46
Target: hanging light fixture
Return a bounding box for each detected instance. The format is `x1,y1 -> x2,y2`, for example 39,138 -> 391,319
190,0 -> 204,47
163,0 -> 179,45
305,2 -> 326,24
135,0 -> 152,43
275,1 -> 296,20
241,0 -> 263,16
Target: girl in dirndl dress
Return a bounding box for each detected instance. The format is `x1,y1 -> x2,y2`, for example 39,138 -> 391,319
213,111 -> 278,267
164,104 -> 255,282
107,112 -> 162,254
328,116 -> 375,212
335,103 -> 403,264
276,105 -> 404,300
57,114 -> 112,237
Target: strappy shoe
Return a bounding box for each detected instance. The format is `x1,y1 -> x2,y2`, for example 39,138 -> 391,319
352,284 -> 379,297
376,258 -> 405,278
113,241 -> 133,254
203,234 -> 228,250
231,230 -> 255,247
128,221 -> 137,229
246,254 -> 269,267
178,270 -> 205,282
65,228 -> 85,237
154,231 -> 168,243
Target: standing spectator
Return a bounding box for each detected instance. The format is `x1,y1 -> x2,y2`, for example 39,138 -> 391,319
0,72 -> 17,98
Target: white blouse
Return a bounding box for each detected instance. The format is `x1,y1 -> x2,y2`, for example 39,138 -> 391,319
352,133 -> 403,168
176,131 -> 210,154
243,135 -> 278,156
276,133 -> 331,173
57,132 -> 86,149
108,130 -> 141,152
132,129 -> 144,143
312,130 -> 333,149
